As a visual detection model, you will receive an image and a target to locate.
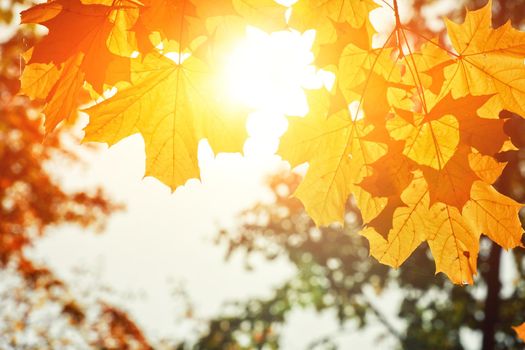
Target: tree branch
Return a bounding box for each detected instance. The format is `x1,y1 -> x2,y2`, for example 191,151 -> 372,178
304,292 -> 404,349
361,292 -> 405,342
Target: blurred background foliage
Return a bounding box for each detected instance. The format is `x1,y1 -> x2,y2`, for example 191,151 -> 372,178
0,3 -> 155,349
1,0 -> 525,349
185,168 -> 524,350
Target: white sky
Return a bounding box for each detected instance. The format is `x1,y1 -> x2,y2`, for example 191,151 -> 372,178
30,132 -> 402,347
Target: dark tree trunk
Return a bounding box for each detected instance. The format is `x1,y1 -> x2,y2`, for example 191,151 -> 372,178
480,242 -> 502,350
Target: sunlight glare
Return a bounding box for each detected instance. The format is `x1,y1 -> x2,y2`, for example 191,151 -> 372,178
223,27 -> 333,156
226,27 -> 321,116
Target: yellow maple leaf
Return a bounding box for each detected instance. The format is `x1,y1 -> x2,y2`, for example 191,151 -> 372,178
84,52 -> 248,190
20,0 -> 135,131
360,174 -> 430,268
289,0 -> 377,44
278,89 -> 386,225
421,146 -> 480,209
20,62 -> 61,101
387,112 -> 459,170
463,181 -> 523,250
40,54 -> 86,132
443,0 -> 525,116
427,201 -> 479,284
338,43 -> 400,103
468,151 -> 507,184
80,0 -> 141,57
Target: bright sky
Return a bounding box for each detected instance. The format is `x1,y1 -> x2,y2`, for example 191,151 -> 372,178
13,0 -> 501,348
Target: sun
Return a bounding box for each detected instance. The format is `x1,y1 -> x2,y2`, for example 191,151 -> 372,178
221,26 -> 332,155
225,27 -> 319,115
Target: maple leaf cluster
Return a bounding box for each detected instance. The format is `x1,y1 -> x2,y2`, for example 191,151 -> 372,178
20,0 -> 289,188
19,0 -> 524,284
280,0 -> 525,284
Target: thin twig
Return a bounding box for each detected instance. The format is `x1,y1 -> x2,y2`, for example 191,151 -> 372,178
361,292 -> 405,341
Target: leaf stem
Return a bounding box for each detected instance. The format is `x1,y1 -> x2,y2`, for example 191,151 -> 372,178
401,26 -> 460,58
393,0 -> 402,29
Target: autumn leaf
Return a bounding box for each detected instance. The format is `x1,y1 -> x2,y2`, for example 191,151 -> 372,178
132,0 -> 202,52
278,89 -> 386,225
463,181 -> 523,250
443,0 -> 525,116
422,93 -> 507,156
20,0 -> 134,131
358,142 -> 414,235
81,0 -> 142,56
421,145 -> 479,209
314,20 -> 374,68
427,201 -> 479,284
84,52 -> 248,190
289,0 -> 377,44
468,151 -> 507,184
513,322 -> 525,342
361,174 -> 431,269
387,112 -> 460,170
22,0 -> 135,87
19,61 -> 60,101
338,43 -> 400,105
